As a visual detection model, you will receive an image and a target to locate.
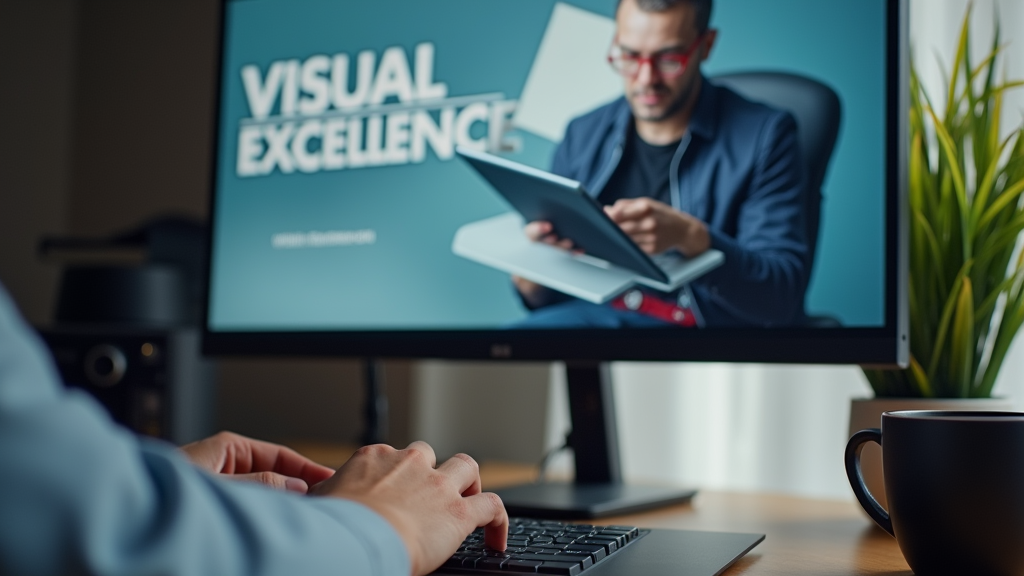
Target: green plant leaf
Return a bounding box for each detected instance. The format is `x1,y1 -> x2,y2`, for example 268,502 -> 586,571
970,131 -> 1017,227
927,261 -> 974,382
979,276 -> 1024,397
914,211 -> 947,294
909,356 -> 932,398
976,271 -> 1024,321
950,276 -> 975,396
977,175 -> 1024,230
927,107 -> 972,255
946,5 -> 971,121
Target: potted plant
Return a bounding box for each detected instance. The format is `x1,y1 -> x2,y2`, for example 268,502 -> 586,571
852,6 -> 1024,509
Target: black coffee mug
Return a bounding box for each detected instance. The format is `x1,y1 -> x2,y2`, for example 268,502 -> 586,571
846,410 -> 1024,576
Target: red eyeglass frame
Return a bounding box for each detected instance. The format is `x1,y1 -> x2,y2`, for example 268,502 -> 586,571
607,33 -> 708,78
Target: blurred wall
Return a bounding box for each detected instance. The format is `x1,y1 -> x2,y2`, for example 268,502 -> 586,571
66,0 -> 216,236
0,0 -> 408,449
412,362 -> 550,463
0,0 -> 78,325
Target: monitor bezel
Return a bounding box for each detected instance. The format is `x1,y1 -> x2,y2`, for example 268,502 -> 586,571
202,0 -> 909,367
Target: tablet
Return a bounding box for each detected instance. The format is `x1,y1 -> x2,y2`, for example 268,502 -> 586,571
456,147 -> 669,283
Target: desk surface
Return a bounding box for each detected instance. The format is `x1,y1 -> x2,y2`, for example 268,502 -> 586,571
294,444 -> 912,576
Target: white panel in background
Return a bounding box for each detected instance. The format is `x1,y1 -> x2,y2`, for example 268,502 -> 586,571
513,3 -> 622,142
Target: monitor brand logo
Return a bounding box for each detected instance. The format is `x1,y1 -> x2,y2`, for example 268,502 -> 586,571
235,43 -> 517,178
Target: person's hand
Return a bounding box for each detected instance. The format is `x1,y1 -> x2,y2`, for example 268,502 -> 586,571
513,221 -> 579,307
511,274 -> 547,308
181,432 -> 335,494
524,220 -> 575,251
605,197 -> 711,257
311,441 -> 508,576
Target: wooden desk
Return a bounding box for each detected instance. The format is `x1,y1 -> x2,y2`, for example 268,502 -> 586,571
293,444 -> 911,576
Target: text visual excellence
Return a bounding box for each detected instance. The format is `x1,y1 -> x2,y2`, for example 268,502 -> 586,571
236,42 -> 517,177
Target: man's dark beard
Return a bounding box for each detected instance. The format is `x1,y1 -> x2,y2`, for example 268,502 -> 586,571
631,79 -> 698,122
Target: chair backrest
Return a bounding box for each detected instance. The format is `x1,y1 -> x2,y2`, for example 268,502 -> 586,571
711,71 -> 842,273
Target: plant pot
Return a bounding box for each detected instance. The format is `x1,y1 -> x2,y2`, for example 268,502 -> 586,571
848,397 -> 1014,518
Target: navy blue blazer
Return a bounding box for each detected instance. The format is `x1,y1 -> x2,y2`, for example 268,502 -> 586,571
550,77 -> 811,327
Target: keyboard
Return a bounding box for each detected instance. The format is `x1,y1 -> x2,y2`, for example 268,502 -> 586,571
435,518 -> 642,575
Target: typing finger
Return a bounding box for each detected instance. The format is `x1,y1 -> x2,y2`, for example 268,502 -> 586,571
245,439 -> 336,485
231,471 -> 310,493
436,453 -> 482,496
465,492 -> 509,552
405,440 -> 438,469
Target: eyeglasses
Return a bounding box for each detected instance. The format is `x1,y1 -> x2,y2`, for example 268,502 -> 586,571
607,34 -> 706,79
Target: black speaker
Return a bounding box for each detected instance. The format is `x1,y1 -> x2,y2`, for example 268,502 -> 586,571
38,326 -> 215,445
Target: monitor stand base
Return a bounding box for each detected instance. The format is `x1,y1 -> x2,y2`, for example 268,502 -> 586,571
495,482 -> 697,519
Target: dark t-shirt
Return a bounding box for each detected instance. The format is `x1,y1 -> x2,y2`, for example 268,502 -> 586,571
597,126 -> 681,206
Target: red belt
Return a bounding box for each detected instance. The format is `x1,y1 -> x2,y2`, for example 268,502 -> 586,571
611,289 -> 697,327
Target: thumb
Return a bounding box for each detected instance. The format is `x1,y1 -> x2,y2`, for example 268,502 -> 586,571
230,471 -> 309,493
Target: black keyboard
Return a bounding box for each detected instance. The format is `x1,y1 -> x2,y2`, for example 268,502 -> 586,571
435,518 -> 642,575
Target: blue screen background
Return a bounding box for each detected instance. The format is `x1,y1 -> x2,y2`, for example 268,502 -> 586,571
209,0 -> 887,330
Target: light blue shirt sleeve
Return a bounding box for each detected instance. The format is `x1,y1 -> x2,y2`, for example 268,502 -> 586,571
0,285 -> 410,576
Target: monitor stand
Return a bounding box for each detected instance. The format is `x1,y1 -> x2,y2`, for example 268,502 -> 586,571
494,361 -> 696,519
361,358 -> 388,446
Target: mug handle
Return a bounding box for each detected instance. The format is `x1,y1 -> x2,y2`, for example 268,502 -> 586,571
844,428 -> 894,536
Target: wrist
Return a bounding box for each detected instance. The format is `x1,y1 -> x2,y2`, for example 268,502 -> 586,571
677,218 -> 710,257
514,276 -> 549,308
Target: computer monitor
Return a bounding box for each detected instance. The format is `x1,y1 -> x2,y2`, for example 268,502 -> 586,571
204,0 -> 908,517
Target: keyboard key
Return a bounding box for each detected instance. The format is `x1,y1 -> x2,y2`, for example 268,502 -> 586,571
479,557 -> 508,570
506,559 -> 544,572
563,555 -> 593,570
559,545 -> 605,563
443,556 -> 465,569
577,539 -> 617,554
599,527 -> 639,541
566,525 -> 595,533
565,545 -> 605,557
589,534 -> 625,548
502,553 -> 583,567
553,550 -> 593,563
484,550 -> 511,558
538,561 -> 583,576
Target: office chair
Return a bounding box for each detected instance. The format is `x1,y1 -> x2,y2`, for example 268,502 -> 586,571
712,71 -> 843,327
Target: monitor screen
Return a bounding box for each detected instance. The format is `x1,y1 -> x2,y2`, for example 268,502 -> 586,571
204,0 -> 907,364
